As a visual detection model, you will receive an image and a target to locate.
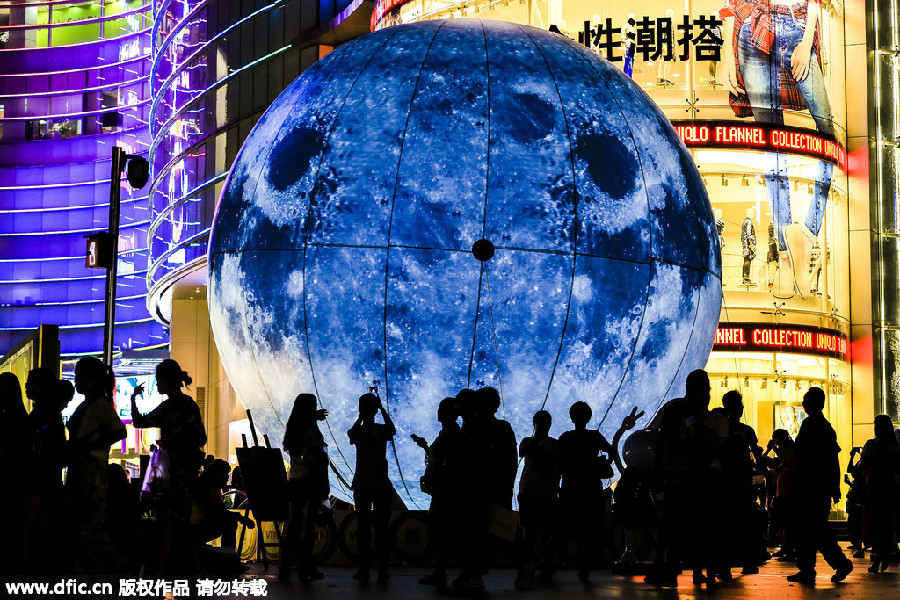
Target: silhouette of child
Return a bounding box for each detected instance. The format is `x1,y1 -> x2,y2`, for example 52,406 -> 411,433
515,410 -> 559,589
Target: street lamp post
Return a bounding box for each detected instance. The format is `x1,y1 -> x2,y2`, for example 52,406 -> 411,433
85,146 -> 149,367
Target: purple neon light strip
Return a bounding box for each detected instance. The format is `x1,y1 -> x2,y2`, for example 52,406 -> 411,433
149,0 -> 287,127
1,4 -> 151,31
1,100 -> 149,122
0,53 -> 147,78
0,75 -> 149,100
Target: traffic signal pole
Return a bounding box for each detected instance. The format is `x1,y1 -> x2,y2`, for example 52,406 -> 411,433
103,147 -> 126,367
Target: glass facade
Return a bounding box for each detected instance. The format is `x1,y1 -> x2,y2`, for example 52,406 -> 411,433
146,0 -> 351,319
869,0 -> 900,421
0,0 -> 167,357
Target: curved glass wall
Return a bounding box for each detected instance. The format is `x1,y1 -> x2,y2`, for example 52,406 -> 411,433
147,0 -> 348,318
0,0 -> 167,356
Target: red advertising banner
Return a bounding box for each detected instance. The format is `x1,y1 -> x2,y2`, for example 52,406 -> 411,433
671,120 -> 848,171
713,323 -> 849,360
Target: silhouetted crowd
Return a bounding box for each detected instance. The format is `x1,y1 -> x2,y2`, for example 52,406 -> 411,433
2,362 -> 899,593
0,358 -> 250,584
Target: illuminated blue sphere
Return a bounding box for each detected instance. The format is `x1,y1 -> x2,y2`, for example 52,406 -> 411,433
208,19 -> 721,507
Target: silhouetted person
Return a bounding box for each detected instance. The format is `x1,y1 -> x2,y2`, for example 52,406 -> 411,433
0,371 -> 28,578
855,415 -> 900,572
131,359 -> 207,576
715,390 -> 764,575
453,386 -> 518,593
0,371 -> 28,464
845,446 -> 865,558
645,369 -> 710,588
348,392 -> 396,582
790,386 -> 852,584
417,397 -> 464,588
279,393 -> 329,582
19,370 -> 69,575
455,388 -> 477,428
65,357 -> 127,577
766,429 -> 798,562
107,463 -> 141,568
680,373 -> 729,587
558,401 -> 614,582
230,466 -> 247,509
515,410 -> 559,590
476,387 -> 518,507
193,459 -> 254,553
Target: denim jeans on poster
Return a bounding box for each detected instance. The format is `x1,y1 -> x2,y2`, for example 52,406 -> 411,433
738,11 -> 834,251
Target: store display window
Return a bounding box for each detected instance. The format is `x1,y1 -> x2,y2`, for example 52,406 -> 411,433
706,349 -> 850,478
380,0 -> 849,314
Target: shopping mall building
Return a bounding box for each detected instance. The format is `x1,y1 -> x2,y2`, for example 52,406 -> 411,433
0,0 -> 895,497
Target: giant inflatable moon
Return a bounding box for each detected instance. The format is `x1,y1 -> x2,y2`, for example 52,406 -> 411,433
208,19 -> 722,507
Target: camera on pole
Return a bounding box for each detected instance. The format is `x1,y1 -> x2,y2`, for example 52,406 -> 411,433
126,155 -> 150,189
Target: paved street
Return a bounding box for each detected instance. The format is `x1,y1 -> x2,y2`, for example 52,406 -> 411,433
245,545 -> 900,600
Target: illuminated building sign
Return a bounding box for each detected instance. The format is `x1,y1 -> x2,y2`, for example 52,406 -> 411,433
672,120 -> 848,171
371,0 -> 410,31
714,323 -> 849,360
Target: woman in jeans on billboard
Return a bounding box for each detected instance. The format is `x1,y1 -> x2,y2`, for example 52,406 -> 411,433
721,0 -> 834,298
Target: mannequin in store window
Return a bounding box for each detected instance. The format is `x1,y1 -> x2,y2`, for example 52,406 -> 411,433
623,15 -> 637,78
714,208 -> 726,251
742,208 -> 757,286
721,0 -> 835,298
657,9 -> 676,86
707,23 -> 725,86
766,220 -> 779,289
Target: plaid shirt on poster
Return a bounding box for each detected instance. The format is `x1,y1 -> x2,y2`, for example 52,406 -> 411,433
719,0 -> 822,118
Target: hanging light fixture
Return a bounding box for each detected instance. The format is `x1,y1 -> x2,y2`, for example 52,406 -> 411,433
742,176 -> 750,187
721,174 -> 728,186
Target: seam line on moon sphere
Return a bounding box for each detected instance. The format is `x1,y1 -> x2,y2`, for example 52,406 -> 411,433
518,23 -> 581,417
231,245 -> 720,278
659,277 -> 708,405
467,262 -> 486,390
381,20 -> 446,509
482,264 -> 506,418
559,29 -> 666,430
296,28 -> 402,485
467,20 -> 499,415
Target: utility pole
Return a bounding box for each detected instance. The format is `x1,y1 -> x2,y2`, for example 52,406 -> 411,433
86,146 -> 149,366
103,147 -> 126,367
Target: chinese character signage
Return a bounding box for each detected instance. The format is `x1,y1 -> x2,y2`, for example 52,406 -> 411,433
583,15 -> 723,62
